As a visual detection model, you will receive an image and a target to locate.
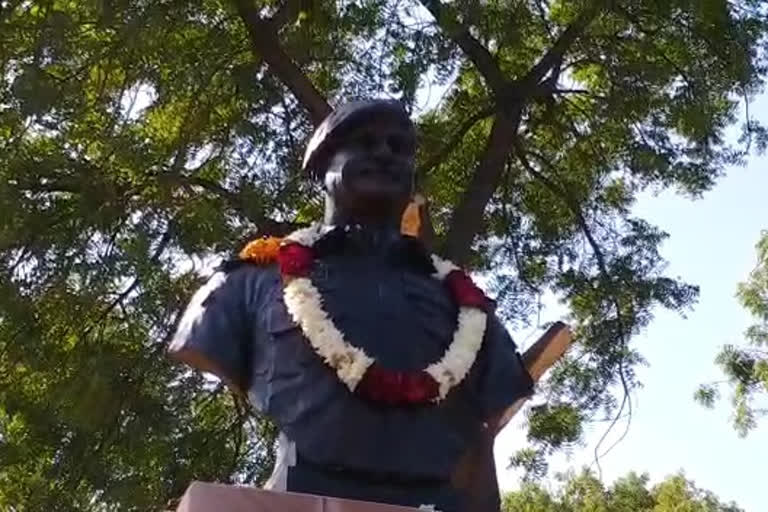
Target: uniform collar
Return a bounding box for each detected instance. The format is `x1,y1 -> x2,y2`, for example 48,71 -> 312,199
313,225 -> 436,275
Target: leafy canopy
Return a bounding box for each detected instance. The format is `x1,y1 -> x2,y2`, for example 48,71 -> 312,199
1,0 -> 767,510
697,230 -> 768,435
502,470 -> 744,512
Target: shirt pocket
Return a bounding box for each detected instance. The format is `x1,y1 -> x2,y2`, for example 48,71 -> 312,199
401,272 -> 457,343
265,299 -> 315,367
266,298 -> 299,334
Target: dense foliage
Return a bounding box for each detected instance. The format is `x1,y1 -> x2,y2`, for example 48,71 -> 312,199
502,471 -> 743,512
697,230 -> 768,435
1,0 -> 767,509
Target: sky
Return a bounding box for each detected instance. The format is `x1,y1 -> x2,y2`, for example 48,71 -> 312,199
494,94 -> 768,511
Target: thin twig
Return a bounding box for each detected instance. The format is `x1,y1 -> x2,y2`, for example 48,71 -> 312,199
513,141 -> 633,479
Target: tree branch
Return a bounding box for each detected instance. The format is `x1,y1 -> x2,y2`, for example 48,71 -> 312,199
182,176 -> 305,236
83,228 -> 173,338
428,3 -> 601,263
512,141 -> 634,477
513,146 -> 607,269
267,0 -> 308,32
519,4 -> 602,90
418,0 -> 508,92
442,113 -> 520,264
420,105 -> 496,177
232,0 -> 331,125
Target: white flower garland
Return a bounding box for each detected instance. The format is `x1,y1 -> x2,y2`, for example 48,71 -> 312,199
280,224 -> 487,402
283,277 -> 374,390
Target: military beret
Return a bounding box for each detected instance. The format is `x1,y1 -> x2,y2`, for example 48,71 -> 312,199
302,99 -> 414,180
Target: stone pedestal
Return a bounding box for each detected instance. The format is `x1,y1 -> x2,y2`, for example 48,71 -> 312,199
175,481 -> 420,512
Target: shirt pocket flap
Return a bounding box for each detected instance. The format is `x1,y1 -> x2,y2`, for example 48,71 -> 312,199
266,300 -> 299,334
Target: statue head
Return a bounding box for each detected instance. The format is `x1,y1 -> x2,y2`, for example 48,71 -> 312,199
303,100 -> 416,227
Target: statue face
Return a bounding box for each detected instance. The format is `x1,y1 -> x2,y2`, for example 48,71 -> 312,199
323,113 -> 416,222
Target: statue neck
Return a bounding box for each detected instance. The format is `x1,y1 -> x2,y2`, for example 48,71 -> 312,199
321,223 -> 402,257
323,194 -> 406,233
321,194 -> 411,258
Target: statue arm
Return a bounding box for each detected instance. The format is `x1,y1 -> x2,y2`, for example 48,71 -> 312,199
476,318 -> 572,431
475,314 -> 535,419
168,264 -> 268,394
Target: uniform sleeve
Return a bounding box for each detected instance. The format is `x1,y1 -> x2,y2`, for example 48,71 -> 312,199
476,314 -> 534,417
168,264 -> 266,391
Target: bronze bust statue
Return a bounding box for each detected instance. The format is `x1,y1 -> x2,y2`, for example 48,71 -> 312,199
168,100 -> 533,511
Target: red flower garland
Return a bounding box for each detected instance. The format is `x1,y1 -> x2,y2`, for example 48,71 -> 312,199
445,270 -> 489,310
356,365 -> 440,406
278,244 -> 314,277
277,241 -> 489,406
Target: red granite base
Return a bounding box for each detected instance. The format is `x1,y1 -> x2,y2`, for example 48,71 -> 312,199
175,481 -> 420,511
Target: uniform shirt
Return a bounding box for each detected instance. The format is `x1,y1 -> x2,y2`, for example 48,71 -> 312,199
169,227 -> 533,483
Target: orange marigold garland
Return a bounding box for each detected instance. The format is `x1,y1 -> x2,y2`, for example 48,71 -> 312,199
400,194 -> 424,238
239,236 -> 282,264
239,196 -> 424,265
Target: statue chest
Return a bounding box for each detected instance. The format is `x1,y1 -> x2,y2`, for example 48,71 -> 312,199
286,257 -> 459,371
